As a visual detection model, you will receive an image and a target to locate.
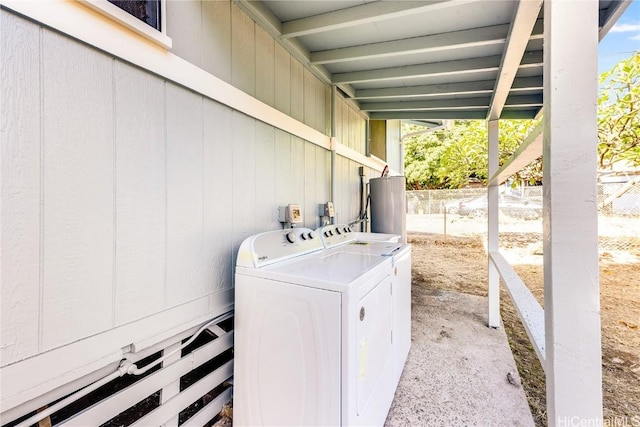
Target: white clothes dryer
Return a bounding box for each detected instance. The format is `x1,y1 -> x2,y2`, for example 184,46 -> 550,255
317,224 -> 412,385
234,228 -> 397,426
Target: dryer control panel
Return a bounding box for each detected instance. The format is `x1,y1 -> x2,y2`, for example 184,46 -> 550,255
318,224 -> 356,248
236,228 -> 323,268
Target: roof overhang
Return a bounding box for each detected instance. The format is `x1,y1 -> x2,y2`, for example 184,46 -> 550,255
234,0 -> 631,121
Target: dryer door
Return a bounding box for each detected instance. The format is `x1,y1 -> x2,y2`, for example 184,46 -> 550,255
356,275 -> 393,416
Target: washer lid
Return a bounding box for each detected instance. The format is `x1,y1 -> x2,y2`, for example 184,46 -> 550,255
330,241 -> 407,257
239,251 -> 392,292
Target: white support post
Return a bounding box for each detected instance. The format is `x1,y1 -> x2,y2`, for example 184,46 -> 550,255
487,120 -> 500,328
543,1 -> 602,425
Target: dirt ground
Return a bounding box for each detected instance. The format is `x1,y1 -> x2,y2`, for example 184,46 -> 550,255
408,232 -> 640,426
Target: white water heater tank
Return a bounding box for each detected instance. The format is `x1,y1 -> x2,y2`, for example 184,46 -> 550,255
370,176 -> 407,243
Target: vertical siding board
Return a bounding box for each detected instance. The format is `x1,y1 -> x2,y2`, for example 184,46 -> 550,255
339,156 -> 349,224
0,11 -> 41,364
231,2 -> 255,96
349,109 -> 357,152
41,31 -> 114,350
315,79 -> 327,135
203,99 -> 233,293
113,62 -> 166,326
358,116 -> 366,154
165,84 -> 205,306
334,97 -> 342,142
325,86 -> 331,136
232,112 -> 256,237
304,143 -> 316,228
165,0 -> 203,68
274,130 -> 292,207
290,137 -> 305,211
290,60 -> 303,122
303,68 -> 316,130
341,100 -> 350,148
350,161 -> 359,220
274,44 -> 291,115
255,122 -> 276,230
255,26 -> 275,107
315,146 -> 329,207
202,0 -> 232,83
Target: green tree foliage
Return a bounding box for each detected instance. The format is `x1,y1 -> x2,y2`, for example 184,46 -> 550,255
598,51 -> 640,169
404,120 -> 540,189
404,52 -> 639,190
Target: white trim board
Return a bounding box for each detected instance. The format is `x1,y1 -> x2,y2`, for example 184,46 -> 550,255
1,0 -> 385,172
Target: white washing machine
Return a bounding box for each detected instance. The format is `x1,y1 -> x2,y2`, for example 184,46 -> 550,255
318,224 -> 412,385
234,227 -> 397,426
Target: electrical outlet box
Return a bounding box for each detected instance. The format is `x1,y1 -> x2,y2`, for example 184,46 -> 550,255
324,202 -> 335,218
279,204 -> 303,224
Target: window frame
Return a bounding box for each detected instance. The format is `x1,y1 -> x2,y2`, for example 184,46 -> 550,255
79,0 -> 171,49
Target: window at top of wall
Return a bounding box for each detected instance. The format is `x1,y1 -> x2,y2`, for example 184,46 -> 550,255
107,0 -> 160,31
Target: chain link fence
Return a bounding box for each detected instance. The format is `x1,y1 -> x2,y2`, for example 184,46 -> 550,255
407,181 -> 640,259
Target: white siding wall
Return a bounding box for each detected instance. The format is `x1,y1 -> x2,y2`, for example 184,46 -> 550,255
0,0 -> 369,406
1,11 -> 41,364
386,119 -> 403,174
333,93 -> 369,224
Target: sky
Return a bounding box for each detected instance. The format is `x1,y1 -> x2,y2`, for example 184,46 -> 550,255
598,0 -> 640,74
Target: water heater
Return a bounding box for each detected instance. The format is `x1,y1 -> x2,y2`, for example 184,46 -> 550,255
370,176 -> 407,243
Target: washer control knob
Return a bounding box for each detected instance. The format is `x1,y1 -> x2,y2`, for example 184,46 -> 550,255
344,227 -> 350,233
286,232 -> 297,243
307,231 -> 315,239
324,231 -> 330,237
335,227 -> 342,235
329,230 -> 334,236
300,233 -> 307,240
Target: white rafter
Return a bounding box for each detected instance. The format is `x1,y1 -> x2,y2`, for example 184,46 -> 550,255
333,51 -> 542,84
486,0 -> 543,121
310,20 -> 543,65
353,76 -> 542,100
360,94 -> 541,112
281,0 -> 477,39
